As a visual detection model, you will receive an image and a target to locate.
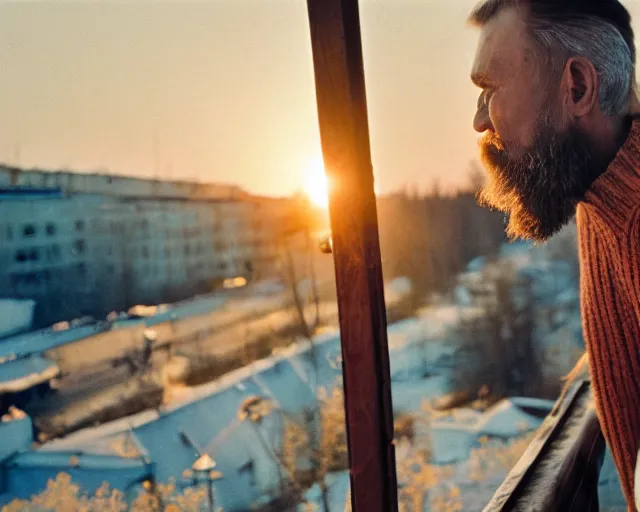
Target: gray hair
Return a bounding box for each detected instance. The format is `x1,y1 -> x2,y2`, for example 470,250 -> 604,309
530,17 -> 634,117
469,0 -> 636,118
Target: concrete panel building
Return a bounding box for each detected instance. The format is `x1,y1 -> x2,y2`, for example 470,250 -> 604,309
0,166 -> 281,328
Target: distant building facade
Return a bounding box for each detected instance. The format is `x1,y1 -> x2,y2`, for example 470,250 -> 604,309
0,165 -> 281,328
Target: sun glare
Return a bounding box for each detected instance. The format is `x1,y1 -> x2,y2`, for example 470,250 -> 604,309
304,157 -> 330,209
303,156 -> 382,209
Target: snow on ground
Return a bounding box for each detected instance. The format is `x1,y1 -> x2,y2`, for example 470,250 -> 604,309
298,438 -> 533,512
5,312 -> 552,510
299,470 -> 351,511
0,355 -> 60,394
0,238 -> 601,510
429,399 -> 550,465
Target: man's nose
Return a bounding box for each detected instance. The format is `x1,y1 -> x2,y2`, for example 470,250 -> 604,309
473,105 -> 493,134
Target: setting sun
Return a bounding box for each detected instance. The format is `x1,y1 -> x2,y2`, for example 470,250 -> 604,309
304,156 -> 330,209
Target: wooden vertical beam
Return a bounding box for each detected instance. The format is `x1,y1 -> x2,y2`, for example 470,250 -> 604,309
305,1 -> 398,511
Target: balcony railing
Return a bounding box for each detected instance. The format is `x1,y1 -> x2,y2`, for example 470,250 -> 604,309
483,359 -> 605,512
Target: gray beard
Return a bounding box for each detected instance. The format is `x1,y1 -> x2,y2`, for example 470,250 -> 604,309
477,115 -> 603,242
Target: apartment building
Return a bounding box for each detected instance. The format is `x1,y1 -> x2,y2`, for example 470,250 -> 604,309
0,166 -> 280,328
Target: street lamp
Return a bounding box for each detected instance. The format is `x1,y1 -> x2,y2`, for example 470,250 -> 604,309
179,430 -> 223,512
183,453 -> 223,512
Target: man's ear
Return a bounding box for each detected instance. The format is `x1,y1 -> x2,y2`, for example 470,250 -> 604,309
561,56 -> 599,118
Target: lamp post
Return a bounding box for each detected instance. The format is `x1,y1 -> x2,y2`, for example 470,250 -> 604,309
179,430 -> 223,512
185,453 -> 223,512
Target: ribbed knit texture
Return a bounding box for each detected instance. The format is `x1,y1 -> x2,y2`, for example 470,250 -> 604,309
577,118 -> 640,511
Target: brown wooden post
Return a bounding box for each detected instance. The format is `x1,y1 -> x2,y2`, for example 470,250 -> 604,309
305,1 -> 399,511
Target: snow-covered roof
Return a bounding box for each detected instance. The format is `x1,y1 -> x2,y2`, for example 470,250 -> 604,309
0,356 -> 60,394
143,294 -> 226,326
431,398 -> 550,439
474,399 -> 547,438
0,323 -> 109,362
9,451 -> 149,471
0,292 -> 229,364
429,398 -> 551,464
22,331 -> 346,510
1,452 -> 153,507
40,429 -> 148,461
0,416 -> 33,463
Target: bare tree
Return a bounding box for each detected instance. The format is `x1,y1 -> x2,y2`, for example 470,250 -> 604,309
278,236 -> 313,340
276,194 -> 326,341
451,262 -> 547,400
282,386 -> 348,512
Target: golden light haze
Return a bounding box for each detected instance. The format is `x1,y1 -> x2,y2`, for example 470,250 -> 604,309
3,1 -> 640,197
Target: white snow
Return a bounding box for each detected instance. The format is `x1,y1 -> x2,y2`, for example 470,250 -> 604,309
0,299 -> 35,338
0,236 -> 596,511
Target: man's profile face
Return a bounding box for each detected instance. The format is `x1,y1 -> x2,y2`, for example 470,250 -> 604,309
470,7 -> 601,242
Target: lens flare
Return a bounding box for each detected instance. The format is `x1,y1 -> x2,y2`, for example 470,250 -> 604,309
304,156 -> 329,209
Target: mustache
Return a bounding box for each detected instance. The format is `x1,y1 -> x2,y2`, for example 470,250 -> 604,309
478,132 -> 512,174
479,131 -> 506,152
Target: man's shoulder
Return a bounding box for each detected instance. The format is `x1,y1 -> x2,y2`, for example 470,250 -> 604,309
576,201 -> 640,246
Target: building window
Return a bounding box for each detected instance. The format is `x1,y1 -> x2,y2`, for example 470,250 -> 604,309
74,239 -> 86,254
23,224 -> 36,238
29,248 -> 39,261
11,272 -> 42,289
6,226 -> 13,241
15,250 -> 27,263
46,223 -> 57,236
142,246 -> 150,259
76,263 -> 87,278
75,220 -> 85,232
27,272 -> 40,286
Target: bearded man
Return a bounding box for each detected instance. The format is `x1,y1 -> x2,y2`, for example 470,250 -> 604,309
469,0 -> 640,509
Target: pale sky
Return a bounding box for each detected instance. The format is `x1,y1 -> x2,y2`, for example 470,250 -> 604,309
2,0 -> 640,197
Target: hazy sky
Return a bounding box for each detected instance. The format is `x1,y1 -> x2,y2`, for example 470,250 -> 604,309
2,1 -> 640,197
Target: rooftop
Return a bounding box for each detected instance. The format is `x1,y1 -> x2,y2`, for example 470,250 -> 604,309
0,164 -> 250,202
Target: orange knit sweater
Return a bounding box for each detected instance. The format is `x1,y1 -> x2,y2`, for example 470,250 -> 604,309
577,118 -> 640,509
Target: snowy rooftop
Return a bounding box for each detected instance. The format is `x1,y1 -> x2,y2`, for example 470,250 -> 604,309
0,356 -> 60,394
